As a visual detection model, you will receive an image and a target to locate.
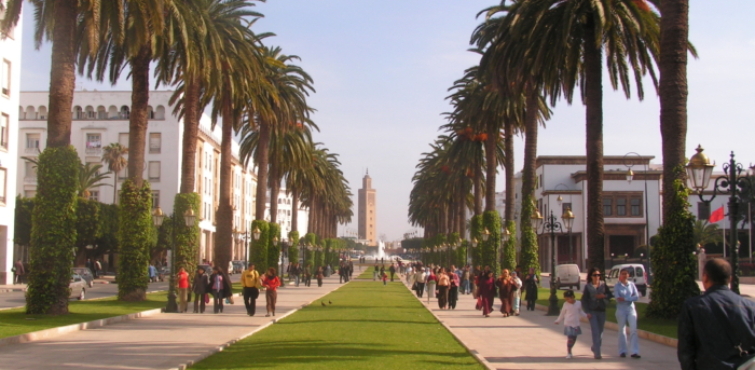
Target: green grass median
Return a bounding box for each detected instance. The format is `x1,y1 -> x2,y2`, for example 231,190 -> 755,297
0,291 -> 168,339
191,281 -> 485,370
535,287 -> 677,339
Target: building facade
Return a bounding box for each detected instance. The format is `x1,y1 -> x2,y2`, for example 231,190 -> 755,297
0,3 -> 21,284
358,172 -> 377,246
17,90 -> 259,265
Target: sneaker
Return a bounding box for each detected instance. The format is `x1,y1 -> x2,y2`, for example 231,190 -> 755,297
631,354 -> 641,359
566,354 -> 573,359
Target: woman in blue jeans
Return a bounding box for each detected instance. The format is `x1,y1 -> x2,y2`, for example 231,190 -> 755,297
581,267 -> 610,359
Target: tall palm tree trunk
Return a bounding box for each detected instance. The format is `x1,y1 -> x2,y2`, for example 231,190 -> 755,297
127,45 -> 152,187
504,120 -> 515,223
519,86 -> 540,272
180,77 -> 200,193
214,95 -> 234,271
45,0 -> 77,148
291,187 -> 299,232
584,24 -> 605,272
659,0 -> 689,223
113,175 -> 118,204
458,185 -> 466,236
474,160 -> 483,216
255,122 -> 271,220
484,131 -> 497,212
269,162 -> 280,223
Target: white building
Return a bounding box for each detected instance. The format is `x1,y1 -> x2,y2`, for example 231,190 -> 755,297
0,3 -> 21,284
263,188 -> 310,241
515,155 -> 663,272
17,90 -> 259,264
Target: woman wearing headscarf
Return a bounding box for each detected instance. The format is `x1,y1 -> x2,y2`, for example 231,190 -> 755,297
496,269 -> 515,317
477,270 -> 496,317
523,267 -> 539,311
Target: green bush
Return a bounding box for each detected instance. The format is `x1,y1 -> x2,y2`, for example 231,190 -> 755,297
483,211 -> 502,273
470,215 -> 483,267
251,220 -> 269,272
304,233 -> 317,268
646,173 -> 700,318
502,220 -> 517,271
26,146 -> 80,315
95,203 -> 120,257
288,230 -> 300,264
519,196 -> 540,275
13,196 -> 34,248
117,180 -> 153,302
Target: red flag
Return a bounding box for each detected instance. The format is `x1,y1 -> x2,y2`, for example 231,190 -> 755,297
709,206 -> 725,223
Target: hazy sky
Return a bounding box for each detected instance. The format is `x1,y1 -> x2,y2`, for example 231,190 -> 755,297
18,1 -> 755,241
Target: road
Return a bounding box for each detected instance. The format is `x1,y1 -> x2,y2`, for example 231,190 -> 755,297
0,280 -> 170,309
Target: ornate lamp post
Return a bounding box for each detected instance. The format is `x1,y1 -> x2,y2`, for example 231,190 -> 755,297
500,228 -> 511,271
562,208 -> 575,264
481,228 -> 492,272
152,206 -> 196,313
686,145 -> 754,294
468,237 -> 478,267
532,208 -> 575,316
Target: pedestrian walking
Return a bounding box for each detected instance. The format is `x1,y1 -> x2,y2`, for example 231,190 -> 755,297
177,267 -> 190,313
241,264 -> 261,316
389,264 -> 396,282
449,267 -> 460,310
316,266 -> 324,287
303,264 -> 312,287
523,268 -> 539,311
292,263 -> 301,287
461,266 -> 470,294
477,270 -> 496,317
192,266 -> 209,313
13,259 -> 25,284
615,268 -> 641,358
679,258 -> 755,370
426,268 -> 437,304
381,270 -> 388,285
148,263 -> 157,283
94,259 -> 102,278
437,267 -> 450,309
511,271 -> 522,315
496,269 -> 515,317
209,266 -> 226,313
262,267 -> 281,317
554,290 -> 588,359
373,263 -> 379,281
413,266 -> 426,298
582,267 -> 610,360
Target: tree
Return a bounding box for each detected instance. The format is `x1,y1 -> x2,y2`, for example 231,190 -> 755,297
79,163 -> 111,199
692,220 -> 723,250
102,143 -> 128,203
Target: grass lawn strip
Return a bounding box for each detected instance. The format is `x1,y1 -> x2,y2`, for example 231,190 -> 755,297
535,287 -> 677,339
0,291 -> 169,339
191,281 -> 486,370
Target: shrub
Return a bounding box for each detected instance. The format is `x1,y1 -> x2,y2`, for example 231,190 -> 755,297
117,180 -> 153,302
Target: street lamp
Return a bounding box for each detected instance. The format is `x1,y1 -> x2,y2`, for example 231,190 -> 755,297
533,208 -> 574,316
686,145 -> 754,294
152,206 -> 196,313
562,207 -> 575,263
624,151 -> 652,285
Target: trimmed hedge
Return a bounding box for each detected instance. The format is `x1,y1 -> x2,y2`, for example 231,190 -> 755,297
13,195 -> 34,247
470,215 -> 483,267
288,230 -> 300,264
482,211 -> 502,273
519,196 -> 540,275
304,233 -> 317,268
267,223 -> 281,272
117,180 -> 153,302
26,146 -> 80,315
251,220 -> 269,272
646,172 -> 700,318
502,220 -> 517,271
173,193 -> 200,279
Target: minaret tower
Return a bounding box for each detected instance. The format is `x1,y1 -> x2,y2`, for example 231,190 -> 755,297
358,170 -> 377,246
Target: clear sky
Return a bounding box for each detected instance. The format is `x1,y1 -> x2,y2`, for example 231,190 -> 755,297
18,1 -> 755,242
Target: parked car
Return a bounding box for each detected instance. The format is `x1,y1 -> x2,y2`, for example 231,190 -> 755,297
73,267 -> 95,288
554,263 -> 581,290
606,263 -> 648,296
231,260 -> 247,274
69,273 -> 87,300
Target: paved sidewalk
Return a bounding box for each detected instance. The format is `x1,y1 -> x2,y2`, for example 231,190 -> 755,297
1,276 -> 346,370
406,280 -> 680,370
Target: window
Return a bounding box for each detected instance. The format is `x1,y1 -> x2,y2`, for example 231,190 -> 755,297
616,198 -> 627,216
24,190 -> 36,198
697,201 -> 711,220
0,168 -> 6,203
118,133 -> 129,148
118,167 -> 128,179
151,190 -> 159,209
120,106 -> 130,119
26,133 -> 40,150
86,133 -> 101,154
25,161 -> 36,179
148,161 -> 161,181
89,191 -> 99,202
630,198 -> 642,216
1,59 -> 10,97
603,198 -> 613,216
149,133 -> 161,153
0,113 -> 8,150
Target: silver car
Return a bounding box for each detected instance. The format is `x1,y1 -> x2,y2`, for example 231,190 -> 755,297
69,273 -> 87,300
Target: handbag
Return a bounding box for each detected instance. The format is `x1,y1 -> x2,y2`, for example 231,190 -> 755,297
411,282 -> 417,291
187,291 -> 192,302
475,297 -> 482,311
204,293 -> 209,304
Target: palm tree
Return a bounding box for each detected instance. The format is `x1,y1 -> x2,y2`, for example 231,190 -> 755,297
102,143 -> 128,204
477,0 -> 661,272
693,220 -> 723,250
79,163 -> 111,199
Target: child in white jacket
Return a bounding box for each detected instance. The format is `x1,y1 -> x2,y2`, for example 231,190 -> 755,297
554,290 -> 588,359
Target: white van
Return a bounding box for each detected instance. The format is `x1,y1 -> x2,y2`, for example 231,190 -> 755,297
555,264 -> 581,290
606,264 -> 648,296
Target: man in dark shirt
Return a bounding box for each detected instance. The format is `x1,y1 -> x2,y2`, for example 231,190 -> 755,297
678,258 -> 755,370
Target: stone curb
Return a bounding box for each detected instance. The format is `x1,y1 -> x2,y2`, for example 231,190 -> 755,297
0,307 -> 163,347
401,281 -> 496,370
170,282 -> 350,370
534,303 -> 678,348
